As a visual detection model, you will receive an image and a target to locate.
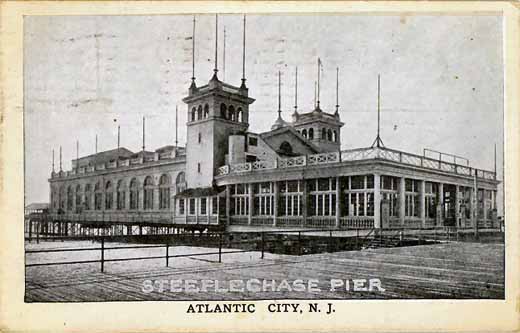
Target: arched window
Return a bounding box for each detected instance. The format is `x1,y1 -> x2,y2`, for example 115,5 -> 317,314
117,180 -> 126,210
228,105 -> 235,121
322,128 -> 327,140
197,105 -> 203,120
94,181 -> 102,210
203,104 -> 209,118
176,172 -> 186,193
144,176 -> 155,210
279,141 -> 293,155
75,184 -> 81,209
159,174 -> 171,210
129,178 -> 139,210
84,184 -> 92,210
220,104 -> 227,119
191,107 -> 196,121
327,129 -> 333,141
302,129 -> 307,138
333,130 -> 338,143
237,107 -> 243,122
59,186 -> 65,210
308,128 -> 314,140
105,181 -> 114,210
67,185 -> 73,211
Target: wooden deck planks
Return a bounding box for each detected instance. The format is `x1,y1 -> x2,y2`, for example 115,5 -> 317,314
25,242 -> 504,301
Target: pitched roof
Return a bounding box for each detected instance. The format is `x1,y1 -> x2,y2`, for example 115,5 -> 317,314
259,126 -> 323,154
76,147 -> 134,166
25,203 -> 49,211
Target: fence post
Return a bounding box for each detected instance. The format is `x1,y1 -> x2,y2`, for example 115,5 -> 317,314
219,233 -> 222,263
298,231 -> 302,256
100,237 -> 105,273
261,232 -> 264,259
166,243 -> 169,267
329,230 -> 333,252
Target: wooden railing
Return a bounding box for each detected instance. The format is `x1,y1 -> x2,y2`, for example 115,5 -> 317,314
216,146 -> 497,180
48,212 -> 219,225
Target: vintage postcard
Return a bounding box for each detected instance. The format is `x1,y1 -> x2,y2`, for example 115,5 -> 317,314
1,1 -> 519,332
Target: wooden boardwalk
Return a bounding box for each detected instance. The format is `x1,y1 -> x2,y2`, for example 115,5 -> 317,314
25,242 -> 504,301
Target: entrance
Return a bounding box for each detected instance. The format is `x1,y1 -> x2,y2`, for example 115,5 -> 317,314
443,184 -> 457,226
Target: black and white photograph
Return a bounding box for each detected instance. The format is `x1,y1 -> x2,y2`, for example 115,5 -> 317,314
23,13 -> 505,303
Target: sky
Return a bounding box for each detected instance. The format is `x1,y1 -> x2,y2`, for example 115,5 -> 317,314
24,14 -> 504,213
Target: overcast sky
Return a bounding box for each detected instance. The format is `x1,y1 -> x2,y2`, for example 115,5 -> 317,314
24,14 -> 504,213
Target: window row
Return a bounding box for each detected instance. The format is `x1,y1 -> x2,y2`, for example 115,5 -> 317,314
298,127 -> 339,142
50,173 -> 186,212
190,103 -> 245,122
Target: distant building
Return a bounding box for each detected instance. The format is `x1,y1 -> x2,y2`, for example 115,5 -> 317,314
46,17 -> 499,234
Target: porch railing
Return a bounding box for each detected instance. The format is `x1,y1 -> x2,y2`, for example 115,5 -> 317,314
216,146 -> 497,180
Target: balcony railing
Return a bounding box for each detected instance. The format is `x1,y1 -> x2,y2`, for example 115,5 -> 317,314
216,146 -> 497,180
51,153 -> 185,180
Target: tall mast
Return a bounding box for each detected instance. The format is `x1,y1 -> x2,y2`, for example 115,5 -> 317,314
335,67 -> 339,115
314,81 -> 317,109
59,146 -> 62,171
95,135 -> 98,155
371,74 -> 385,148
52,149 -> 55,173
117,125 -> 120,151
76,140 -> 79,170
317,58 -> 321,108
494,143 -> 497,175
278,71 -> 282,118
175,105 -> 179,147
241,14 -> 247,88
142,116 -> 146,153
294,66 -> 298,113
191,15 -> 196,86
213,14 -> 218,78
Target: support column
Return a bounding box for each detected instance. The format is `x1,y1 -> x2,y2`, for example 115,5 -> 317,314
483,190 -> 488,227
437,183 -> 444,226
399,177 -> 406,226
248,183 -> 253,226
470,187 -> 476,229
335,177 -> 340,228
420,180 -> 426,228
302,179 -> 308,228
273,181 -> 278,227
455,185 -> 461,228
225,185 -> 231,225
374,174 -> 381,229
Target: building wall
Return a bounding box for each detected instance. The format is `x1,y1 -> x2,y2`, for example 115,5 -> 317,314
49,161 -> 186,213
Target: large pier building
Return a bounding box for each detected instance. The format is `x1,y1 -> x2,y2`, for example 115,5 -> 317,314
37,16 -> 499,237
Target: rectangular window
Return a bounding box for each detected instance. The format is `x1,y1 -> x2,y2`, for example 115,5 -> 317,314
351,176 -> 364,190
200,198 -> 207,215
189,198 -> 196,215
211,197 -> 218,215
178,199 -> 185,215
248,136 -> 258,146
197,163 -> 201,173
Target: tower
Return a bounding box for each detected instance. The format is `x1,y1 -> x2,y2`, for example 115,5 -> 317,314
292,64 -> 343,152
182,15 -> 255,189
